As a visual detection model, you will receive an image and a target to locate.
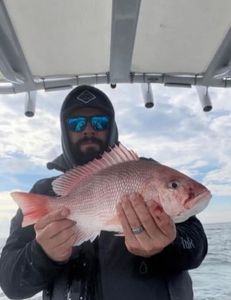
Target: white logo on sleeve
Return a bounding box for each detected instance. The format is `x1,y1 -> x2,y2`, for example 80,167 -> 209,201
180,237 -> 195,249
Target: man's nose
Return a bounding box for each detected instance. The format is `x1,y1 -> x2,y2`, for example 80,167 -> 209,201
83,122 -> 95,135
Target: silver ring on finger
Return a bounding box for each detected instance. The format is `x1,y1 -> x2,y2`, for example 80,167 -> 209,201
131,225 -> 145,235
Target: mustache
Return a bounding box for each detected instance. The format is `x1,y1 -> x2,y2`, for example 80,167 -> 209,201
74,136 -> 104,147
70,137 -> 107,165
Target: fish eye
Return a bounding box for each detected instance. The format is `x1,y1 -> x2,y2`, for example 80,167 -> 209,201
168,180 -> 180,189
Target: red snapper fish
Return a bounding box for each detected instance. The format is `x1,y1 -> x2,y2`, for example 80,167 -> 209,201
11,143 -> 211,245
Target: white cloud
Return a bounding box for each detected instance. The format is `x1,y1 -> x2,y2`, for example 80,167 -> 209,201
199,200 -> 231,224
0,91 -> 63,170
0,191 -> 17,220
209,87 -> 231,112
204,163 -> 231,183
0,191 -> 17,237
207,184 -> 231,197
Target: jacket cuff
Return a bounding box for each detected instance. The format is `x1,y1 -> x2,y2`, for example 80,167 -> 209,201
132,217 -> 207,276
30,239 -> 68,271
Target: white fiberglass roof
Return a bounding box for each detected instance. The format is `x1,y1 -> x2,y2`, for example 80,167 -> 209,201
0,0 -> 231,94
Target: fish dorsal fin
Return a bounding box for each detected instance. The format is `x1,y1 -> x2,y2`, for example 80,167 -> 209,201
52,143 -> 139,196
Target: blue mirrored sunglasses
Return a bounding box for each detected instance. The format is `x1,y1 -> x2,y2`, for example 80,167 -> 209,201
66,115 -> 110,132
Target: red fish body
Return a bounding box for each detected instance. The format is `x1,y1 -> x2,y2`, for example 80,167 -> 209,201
11,144 -> 211,245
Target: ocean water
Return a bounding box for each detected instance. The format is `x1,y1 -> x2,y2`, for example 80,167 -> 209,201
0,222 -> 230,300
190,222 -> 231,300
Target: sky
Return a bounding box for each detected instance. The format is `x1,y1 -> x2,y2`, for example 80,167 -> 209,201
0,83 -> 231,236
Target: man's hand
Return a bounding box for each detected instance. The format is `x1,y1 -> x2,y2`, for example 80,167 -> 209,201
34,207 -> 77,262
116,193 -> 176,257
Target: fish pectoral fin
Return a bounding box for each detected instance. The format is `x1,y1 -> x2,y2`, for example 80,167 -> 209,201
74,227 -> 100,246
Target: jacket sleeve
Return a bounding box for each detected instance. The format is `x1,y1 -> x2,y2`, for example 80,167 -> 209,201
136,216 -> 208,274
0,179 -> 68,299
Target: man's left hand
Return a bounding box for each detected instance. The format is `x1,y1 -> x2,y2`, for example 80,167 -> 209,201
116,193 -> 176,257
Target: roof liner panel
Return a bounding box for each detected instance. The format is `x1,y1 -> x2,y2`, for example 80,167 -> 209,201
4,0 -> 112,77
132,0 -> 231,74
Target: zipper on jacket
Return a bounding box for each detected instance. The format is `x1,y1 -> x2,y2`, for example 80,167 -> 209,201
93,238 -> 104,300
79,262 -> 88,300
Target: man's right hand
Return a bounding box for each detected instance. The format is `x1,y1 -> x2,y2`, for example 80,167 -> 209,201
34,207 -> 77,262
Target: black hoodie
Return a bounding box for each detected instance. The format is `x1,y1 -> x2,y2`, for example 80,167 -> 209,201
47,85 -> 119,171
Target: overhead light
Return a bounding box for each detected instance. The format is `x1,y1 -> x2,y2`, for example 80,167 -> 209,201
110,83 -> 117,89
196,86 -> 212,112
25,91 -> 37,117
141,83 -> 154,108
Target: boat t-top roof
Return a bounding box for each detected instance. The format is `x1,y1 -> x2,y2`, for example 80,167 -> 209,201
0,0 -> 231,96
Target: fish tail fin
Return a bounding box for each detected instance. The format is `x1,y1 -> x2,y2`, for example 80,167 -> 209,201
11,191 -> 51,227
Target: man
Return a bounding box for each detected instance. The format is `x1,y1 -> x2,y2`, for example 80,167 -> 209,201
0,85 -> 207,300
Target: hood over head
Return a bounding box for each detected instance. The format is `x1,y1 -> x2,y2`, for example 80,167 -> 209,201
47,85 -> 118,171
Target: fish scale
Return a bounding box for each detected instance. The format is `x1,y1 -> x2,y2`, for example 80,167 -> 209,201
11,143 -> 211,245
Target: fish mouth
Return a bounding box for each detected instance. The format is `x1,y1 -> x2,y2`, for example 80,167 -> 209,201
184,190 -> 212,209
173,190 -> 212,223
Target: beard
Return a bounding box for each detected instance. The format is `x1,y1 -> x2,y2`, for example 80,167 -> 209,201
71,136 -> 107,165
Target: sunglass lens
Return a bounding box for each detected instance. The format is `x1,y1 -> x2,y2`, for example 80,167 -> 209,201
67,115 -> 109,132
91,116 -> 109,131
67,117 -> 86,132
